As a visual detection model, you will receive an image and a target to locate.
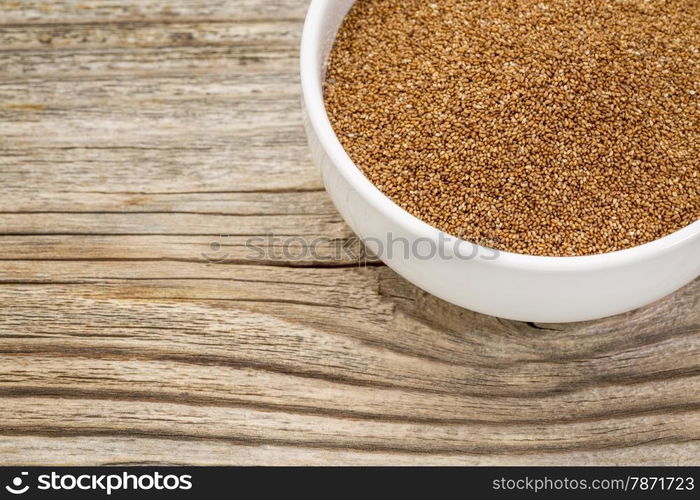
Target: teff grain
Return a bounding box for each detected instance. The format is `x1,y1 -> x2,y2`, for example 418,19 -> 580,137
324,0 -> 699,256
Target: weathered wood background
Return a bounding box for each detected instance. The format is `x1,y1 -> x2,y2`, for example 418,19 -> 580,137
0,0 -> 698,465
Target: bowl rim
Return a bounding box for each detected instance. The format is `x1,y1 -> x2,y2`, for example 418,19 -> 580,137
300,0 -> 700,272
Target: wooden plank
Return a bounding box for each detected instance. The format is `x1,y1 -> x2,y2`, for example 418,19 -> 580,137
0,1 -> 307,25
2,354 -> 699,424
0,397 -> 697,454
0,437 -> 696,466
0,278 -> 697,397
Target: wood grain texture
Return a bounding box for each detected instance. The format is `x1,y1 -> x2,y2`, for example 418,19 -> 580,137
0,0 -> 698,466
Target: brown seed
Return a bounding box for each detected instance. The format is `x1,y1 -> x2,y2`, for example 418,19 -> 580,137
324,0 -> 700,256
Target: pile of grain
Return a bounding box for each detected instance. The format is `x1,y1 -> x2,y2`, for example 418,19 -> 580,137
324,0 -> 699,256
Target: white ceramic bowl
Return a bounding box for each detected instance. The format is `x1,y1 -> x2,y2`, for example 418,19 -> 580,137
300,0 -> 700,322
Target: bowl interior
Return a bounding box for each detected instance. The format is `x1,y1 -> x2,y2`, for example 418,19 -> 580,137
301,0 -> 700,270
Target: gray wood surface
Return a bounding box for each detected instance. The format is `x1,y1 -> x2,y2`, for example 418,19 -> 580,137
0,0 -> 698,465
